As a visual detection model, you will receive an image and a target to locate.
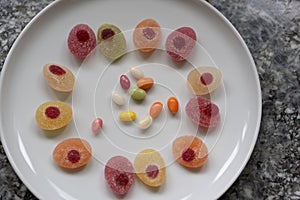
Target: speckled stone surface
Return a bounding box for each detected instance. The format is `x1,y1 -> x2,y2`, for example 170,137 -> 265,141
0,0 -> 299,199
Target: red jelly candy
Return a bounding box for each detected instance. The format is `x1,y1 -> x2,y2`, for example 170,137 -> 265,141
104,156 -> 134,196
68,24 -> 96,59
165,27 -> 196,61
185,96 -> 220,128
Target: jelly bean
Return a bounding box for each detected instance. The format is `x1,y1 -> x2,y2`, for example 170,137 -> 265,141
53,138 -> 92,169
129,88 -> 146,101
92,118 -> 103,134
129,66 -> 144,80
137,115 -> 153,130
167,97 -> 179,115
137,77 -> 154,90
119,110 -> 136,122
120,75 -> 130,90
172,135 -> 208,168
149,102 -> 163,118
112,91 -> 125,106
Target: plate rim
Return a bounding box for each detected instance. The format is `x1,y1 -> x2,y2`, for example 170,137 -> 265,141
0,0 -> 262,199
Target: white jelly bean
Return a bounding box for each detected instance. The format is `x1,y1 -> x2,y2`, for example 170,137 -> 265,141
129,67 -> 144,79
112,91 -> 125,106
137,115 -> 153,130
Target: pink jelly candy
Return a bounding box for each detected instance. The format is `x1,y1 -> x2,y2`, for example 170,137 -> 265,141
68,24 -> 96,59
185,96 -> 220,128
120,75 -> 130,90
165,27 -> 196,61
92,118 -> 103,134
105,156 -> 134,196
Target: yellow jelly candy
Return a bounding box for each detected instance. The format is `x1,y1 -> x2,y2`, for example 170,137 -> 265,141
134,149 -> 166,187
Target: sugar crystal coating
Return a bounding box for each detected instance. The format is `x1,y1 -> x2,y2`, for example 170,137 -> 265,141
105,156 -> 134,196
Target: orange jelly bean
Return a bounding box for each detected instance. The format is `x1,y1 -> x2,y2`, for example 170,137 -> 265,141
137,77 -> 154,90
167,97 -> 179,115
149,102 -> 163,118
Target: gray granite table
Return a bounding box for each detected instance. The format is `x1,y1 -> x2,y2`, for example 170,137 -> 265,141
0,0 -> 299,199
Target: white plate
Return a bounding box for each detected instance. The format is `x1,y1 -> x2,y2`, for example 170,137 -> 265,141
0,0 -> 261,199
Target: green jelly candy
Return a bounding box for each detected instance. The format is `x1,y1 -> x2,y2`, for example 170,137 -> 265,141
130,88 -> 146,101
97,24 -> 126,60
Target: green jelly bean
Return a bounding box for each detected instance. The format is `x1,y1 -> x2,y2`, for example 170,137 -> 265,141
130,88 -> 146,101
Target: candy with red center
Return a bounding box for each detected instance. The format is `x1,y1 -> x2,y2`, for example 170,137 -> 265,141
97,24 -> 126,60
187,66 -> 222,95
91,118 -> 103,134
35,101 -> 72,131
133,19 -> 161,53
165,27 -> 196,61
43,64 -> 75,92
52,138 -> 92,169
134,149 -> 166,187
172,135 -> 208,168
120,74 -> 130,90
185,96 -> 220,128
104,156 -> 134,196
67,24 -> 96,59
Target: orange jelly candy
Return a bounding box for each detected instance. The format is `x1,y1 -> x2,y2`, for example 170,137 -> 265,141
133,19 -> 161,53
172,135 -> 208,168
52,138 -> 92,169
167,96 -> 179,115
35,101 -> 72,130
134,149 -> 166,187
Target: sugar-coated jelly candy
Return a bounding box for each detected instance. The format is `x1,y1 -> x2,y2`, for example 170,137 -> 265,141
43,64 -> 75,92
105,156 -> 134,196
119,110 -> 136,122
133,18 -> 161,53
68,24 -> 96,59
97,24 -> 126,60
167,96 -> 179,115
185,96 -> 220,128
187,66 -> 222,95
165,27 -> 196,61
172,135 -> 208,168
52,138 -> 92,169
134,149 -> 166,187
35,101 -> 72,131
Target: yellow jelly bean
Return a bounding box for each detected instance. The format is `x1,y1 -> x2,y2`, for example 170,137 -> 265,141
119,110 -> 136,122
